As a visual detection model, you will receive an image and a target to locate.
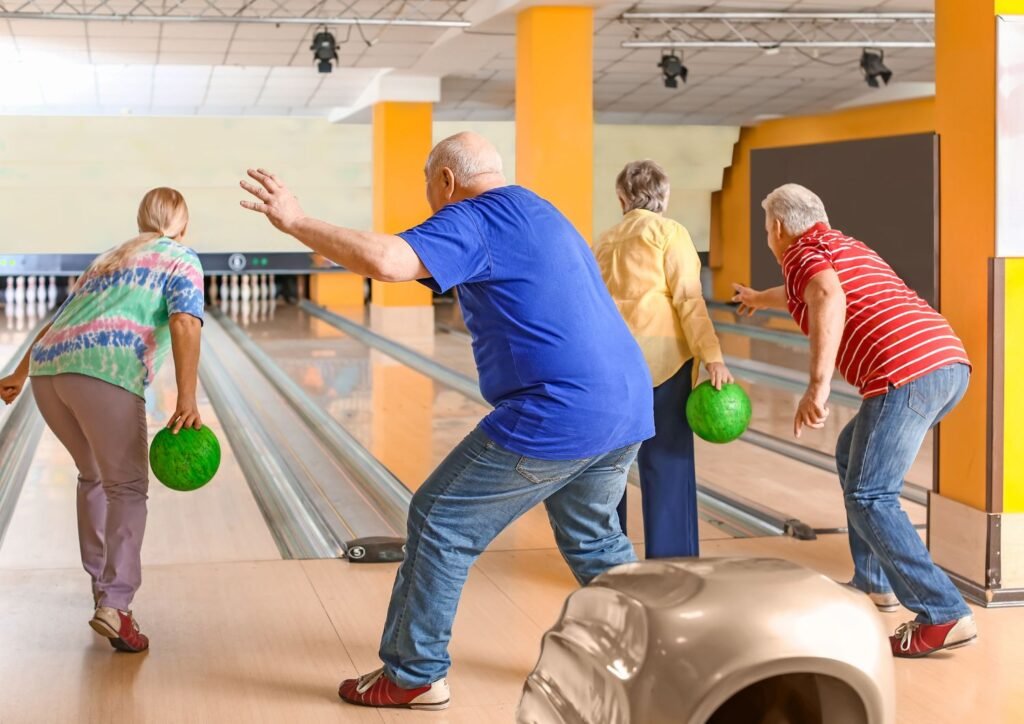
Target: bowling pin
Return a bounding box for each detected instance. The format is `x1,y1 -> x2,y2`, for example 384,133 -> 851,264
15,276 -> 25,304
47,276 -> 57,306
230,275 -> 240,302
241,299 -> 251,327
241,275 -> 251,302
209,275 -> 219,305
229,297 -> 239,322
268,274 -> 276,303
14,298 -> 25,331
35,299 -> 46,320
25,295 -> 37,325
35,277 -> 46,304
26,277 -> 36,305
262,274 -> 270,300
220,276 -> 229,301
3,277 -> 13,307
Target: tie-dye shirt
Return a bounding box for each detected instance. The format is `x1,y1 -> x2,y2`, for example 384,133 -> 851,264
29,238 -> 205,397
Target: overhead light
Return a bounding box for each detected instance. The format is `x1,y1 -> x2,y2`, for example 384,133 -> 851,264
658,52 -> 687,89
311,28 -> 339,73
860,48 -> 892,88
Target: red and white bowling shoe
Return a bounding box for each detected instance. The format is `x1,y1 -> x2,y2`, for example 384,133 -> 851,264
339,667 -> 450,710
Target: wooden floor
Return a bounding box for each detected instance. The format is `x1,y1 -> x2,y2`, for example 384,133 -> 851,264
1,537 -> 1022,723
1,303 -> 1019,723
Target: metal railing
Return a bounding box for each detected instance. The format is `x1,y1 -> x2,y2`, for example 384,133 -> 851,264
0,318 -> 51,548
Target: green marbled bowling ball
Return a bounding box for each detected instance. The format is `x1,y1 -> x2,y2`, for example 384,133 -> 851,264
149,425 -> 221,492
686,382 -> 752,444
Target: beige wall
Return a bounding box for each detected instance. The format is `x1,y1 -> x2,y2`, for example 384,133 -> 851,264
0,116 -> 737,255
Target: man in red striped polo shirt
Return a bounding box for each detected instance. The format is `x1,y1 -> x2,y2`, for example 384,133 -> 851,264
732,183 -> 975,659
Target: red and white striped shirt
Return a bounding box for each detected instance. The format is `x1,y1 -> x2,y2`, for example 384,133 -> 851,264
783,223 -> 969,399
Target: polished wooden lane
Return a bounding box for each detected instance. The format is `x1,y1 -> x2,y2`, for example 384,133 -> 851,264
0,366 -> 280,570
309,304 -> 926,532
240,305 -> 731,550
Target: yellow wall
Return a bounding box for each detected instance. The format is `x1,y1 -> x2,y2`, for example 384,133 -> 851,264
593,125 -> 739,250
0,116 -> 372,254
0,116 -> 736,256
713,98 -> 936,300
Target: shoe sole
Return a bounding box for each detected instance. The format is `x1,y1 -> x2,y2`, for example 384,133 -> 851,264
89,618 -> 149,653
89,617 -> 118,639
894,634 -> 978,659
339,694 -> 450,711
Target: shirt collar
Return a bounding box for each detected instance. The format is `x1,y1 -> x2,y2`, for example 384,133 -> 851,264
782,222 -> 831,265
798,222 -> 830,243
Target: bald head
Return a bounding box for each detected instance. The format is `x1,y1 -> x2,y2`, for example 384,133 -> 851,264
424,132 -> 506,212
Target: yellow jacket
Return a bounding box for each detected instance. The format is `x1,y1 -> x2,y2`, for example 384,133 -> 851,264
594,209 -> 723,387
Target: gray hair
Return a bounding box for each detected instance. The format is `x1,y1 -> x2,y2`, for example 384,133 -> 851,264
761,183 -> 830,237
426,132 -> 504,185
616,160 -> 670,214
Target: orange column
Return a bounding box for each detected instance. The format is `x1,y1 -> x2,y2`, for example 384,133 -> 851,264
934,0 -> 996,510
371,101 -> 434,307
925,0 -> 1024,605
309,273 -> 364,307
516,6 -> 593,241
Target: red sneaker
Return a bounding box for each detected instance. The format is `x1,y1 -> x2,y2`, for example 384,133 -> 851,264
89,607 -> 150,653
338,667 -> 450,711
890,615 -> 976,658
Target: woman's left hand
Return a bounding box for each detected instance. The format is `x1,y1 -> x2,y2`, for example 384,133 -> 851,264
167,397 -> 203,434
705,362 -> 734,390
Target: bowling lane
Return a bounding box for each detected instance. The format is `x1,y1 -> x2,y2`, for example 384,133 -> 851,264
333,303 -> 927,532
441,301 -> 934,491
0,356 -> 281,570
233,303 -> 733,551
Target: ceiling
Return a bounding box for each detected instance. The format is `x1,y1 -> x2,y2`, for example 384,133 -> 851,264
0,0 -> 936,124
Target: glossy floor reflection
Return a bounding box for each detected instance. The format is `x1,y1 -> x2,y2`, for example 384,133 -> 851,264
336,303 -> 927,531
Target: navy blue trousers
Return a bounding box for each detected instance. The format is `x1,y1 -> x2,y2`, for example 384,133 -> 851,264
617,358 -> 699,559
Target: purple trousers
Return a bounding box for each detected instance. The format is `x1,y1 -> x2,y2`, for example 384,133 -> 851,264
31,373 -> 149,611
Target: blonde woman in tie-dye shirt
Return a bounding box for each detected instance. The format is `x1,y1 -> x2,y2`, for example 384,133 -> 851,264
0,187 -> 204,654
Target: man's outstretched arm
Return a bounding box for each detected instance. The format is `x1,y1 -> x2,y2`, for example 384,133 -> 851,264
240,168 -> 428,282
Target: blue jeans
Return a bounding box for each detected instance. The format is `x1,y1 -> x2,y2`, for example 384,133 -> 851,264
379,427 -> 640,687
836,363 -> 971,624
617,359 -> 699,558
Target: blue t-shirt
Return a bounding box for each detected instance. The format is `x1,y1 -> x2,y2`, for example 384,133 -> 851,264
399,185 -> 654,460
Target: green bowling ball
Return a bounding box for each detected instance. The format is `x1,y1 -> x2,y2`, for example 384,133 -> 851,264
149,425 -> 221,492
686,382 -> 752,444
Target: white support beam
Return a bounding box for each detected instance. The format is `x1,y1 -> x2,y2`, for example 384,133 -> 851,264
623,41 -> 935,49
621,12 -> 934,22
328,73 -> 441,123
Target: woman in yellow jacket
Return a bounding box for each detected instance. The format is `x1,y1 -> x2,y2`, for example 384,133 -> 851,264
594,160 -> 732,558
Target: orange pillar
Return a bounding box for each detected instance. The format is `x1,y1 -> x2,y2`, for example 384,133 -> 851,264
516,6 -> 593,241
927,0 -> 1024,605
309,273 -> 364,307
371,101 -> 434,307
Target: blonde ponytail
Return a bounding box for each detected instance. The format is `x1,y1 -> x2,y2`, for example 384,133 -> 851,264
85,187 -> 190,281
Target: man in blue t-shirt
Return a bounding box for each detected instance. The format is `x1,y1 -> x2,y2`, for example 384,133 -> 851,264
241,132 -> 654,712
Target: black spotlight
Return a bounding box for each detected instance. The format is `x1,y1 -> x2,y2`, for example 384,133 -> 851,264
860,48 -> 892,88
311,29 -> 339,73
659,52 -> 688,89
